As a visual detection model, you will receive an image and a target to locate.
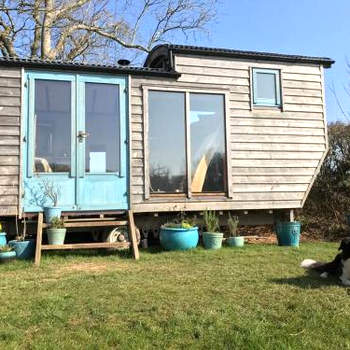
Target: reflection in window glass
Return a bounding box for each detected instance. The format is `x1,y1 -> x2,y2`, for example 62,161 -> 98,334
253,68 -> 281,106
85,83 -> 120,173
256,72 -> 276,101
190,93 -> 226,193
149,91 -> 186,193
34,80 -> 71,172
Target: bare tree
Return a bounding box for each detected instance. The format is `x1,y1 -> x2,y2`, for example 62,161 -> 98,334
329,81 -> 350,122
0,0 -> 217,63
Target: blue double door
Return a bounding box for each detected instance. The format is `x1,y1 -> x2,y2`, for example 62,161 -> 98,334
22,71 -> 129,212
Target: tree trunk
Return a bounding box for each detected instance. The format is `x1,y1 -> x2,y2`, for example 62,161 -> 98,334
41,0 -> 54,59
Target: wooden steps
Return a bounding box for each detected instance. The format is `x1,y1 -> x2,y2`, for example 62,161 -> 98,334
34,210 -> 139,266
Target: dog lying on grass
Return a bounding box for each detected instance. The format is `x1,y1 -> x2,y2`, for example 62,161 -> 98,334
301,238 -> 350,286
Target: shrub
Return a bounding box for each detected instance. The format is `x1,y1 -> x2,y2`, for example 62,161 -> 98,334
300,122 -> 350,239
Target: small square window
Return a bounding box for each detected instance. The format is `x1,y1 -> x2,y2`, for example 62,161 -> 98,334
252,68 -> 281,107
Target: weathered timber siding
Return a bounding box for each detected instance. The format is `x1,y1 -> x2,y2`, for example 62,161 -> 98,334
130,54 -> 327,213
0,68 -> 21,216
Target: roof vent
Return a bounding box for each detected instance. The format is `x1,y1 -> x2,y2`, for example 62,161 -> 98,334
118,59 -> 130,66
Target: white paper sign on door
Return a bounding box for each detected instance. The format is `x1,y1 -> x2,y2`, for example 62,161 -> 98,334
89,152 -> 106,173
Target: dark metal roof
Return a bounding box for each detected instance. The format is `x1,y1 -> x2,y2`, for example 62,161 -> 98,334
0,44 -> 334,78
0,56 -> 181,78
145,44 -> 335,69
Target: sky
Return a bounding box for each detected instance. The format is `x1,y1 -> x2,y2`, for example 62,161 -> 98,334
185,0 -> 350,123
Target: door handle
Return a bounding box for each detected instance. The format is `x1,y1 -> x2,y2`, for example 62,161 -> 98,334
77,131 -> 89,142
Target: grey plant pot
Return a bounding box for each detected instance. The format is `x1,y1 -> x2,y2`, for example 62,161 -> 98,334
227,236 -> 245,247
47,228 -> 66,245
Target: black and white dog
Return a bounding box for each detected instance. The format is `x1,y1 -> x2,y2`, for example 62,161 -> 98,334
301,238 -> 350,286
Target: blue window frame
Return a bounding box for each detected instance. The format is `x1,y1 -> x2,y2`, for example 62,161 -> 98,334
252,68 -> 281,107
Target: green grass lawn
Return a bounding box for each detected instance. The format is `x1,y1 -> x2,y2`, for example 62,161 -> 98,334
1,243 -> 350,350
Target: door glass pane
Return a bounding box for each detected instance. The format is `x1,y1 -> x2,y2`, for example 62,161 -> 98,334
190,93 -> 226,193
256,72 -> 276,101
85,83 -> 120,173
34,80 -> 71,172
149,91 -> 186,193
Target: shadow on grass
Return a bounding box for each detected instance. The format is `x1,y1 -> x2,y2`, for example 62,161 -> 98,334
270,271 -> 342,289
43,249 -> 132,260
143,246 -> 166,254
142,245 -> 210,255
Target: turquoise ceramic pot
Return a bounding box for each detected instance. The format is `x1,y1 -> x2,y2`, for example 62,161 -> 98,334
202,232 -> 223,250
276,221 -> 301,247
44,207 -> 62,223
0,232 -> 7,246
160,227 -> 199,251
0,250 -> 16,263
227,236 -> 244,247
9,239 -> 35,259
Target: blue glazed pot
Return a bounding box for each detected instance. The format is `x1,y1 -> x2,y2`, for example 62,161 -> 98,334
160,227 -> 199,251
44,207 -> 62,223
227,236 -> 244,247
0,250 -> 16,262
0,232 -> 7,246
9,239 -> 35,259
276,222 -> 301,247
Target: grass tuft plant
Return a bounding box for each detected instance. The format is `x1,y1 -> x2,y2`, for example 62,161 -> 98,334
203,210 -> 219,232
49,217 -> 65,229
163,212 -> 197,229
227,213 -> 239,237
163,220 -> 196,229
0,245 -> 14,252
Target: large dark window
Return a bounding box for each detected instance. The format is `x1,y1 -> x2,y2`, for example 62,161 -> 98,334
190,93 -> 226,193
148,90 -> 226,195
85,83 -> 120,173
149,91 -> 186,193
34,80 -> 71,172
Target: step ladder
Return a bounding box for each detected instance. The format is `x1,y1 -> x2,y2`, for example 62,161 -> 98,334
34,210 -> 140,266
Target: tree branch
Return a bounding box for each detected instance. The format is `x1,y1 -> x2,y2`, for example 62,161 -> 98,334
0,16 -> 17,56
0,0 -> 218,61
66,21 -> 149,52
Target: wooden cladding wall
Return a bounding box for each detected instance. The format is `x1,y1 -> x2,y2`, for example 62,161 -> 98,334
130,54 -> 327,212
0,68 -> 21,216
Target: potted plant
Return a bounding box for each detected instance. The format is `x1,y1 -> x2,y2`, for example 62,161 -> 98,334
202,210 -> 223,250
47,217 -> 66,245
0,245 -> 16,263
226,214 -> 244,247
275,220 -> 301,247
0,222 -> 7,246
41,179 -> 62,223
160,217 -> 199,251
8,217 -> 35,259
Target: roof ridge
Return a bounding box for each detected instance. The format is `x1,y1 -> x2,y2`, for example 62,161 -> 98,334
167,44 -> 333,61
146,44 -> 334,68
0,55 -> 180,78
